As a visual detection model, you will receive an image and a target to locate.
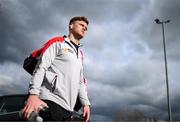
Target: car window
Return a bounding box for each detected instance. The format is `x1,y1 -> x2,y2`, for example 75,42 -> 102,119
0,96 -> 26,114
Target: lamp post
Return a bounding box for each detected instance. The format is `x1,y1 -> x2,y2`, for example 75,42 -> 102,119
154,18 -> 172,122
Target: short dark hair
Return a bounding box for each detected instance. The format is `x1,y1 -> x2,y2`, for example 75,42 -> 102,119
69,16 -> 89,25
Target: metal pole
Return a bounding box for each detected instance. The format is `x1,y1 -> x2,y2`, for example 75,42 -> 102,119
161,23 -> 172,122
154,18 -> 172,122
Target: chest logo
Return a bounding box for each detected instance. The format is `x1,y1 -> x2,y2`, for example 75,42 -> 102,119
63,48 -> 74,54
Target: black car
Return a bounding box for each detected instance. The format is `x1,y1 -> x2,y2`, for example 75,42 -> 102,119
0,94 -> 84,121
0,94 -> 28,121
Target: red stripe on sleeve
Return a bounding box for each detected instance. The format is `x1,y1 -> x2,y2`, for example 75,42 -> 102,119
31,36 -> 64,58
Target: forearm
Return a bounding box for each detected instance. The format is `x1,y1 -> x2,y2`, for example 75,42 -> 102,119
29,66 -> 46,95
79,81 -> 91,106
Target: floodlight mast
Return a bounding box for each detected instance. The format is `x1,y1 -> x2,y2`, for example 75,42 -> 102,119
154,18 -> 172,122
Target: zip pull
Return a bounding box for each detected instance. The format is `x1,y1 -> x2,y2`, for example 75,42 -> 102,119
77,49 -> 79,59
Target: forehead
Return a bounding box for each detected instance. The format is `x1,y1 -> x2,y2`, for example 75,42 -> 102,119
74,20 -> 88,26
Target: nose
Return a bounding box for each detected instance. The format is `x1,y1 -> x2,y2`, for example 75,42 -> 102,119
83,26 -> 87,31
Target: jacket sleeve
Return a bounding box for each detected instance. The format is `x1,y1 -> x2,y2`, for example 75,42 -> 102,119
29,42 -> 61,95
78,67 -> 91,106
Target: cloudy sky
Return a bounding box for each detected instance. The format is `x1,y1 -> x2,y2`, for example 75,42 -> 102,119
0,0 -> 180,121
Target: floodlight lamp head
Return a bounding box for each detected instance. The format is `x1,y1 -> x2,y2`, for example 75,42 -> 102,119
165,20 -> 171,23
155,18 -> 161,24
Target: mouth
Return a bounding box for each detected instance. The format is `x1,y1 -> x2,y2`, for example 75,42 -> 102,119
80,31 -> 85,35
82,30 -> 86,33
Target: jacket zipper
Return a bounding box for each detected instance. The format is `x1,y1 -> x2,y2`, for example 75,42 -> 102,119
65,41 -> 79,58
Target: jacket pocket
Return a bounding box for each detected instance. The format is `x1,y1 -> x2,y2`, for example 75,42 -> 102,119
44,70 -> 57,92
53,72 -> 65,96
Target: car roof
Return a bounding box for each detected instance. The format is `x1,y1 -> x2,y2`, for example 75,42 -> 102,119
0,94 -> 28,99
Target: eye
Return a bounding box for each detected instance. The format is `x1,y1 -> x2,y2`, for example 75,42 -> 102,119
82,24 -> 88,31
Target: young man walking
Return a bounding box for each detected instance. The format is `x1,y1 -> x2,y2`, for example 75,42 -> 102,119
22,16 -> 91,121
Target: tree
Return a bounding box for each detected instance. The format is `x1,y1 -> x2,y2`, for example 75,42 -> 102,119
113,108 -> 158,122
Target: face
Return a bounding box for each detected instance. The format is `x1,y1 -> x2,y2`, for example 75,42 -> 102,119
70,20 -> 88,39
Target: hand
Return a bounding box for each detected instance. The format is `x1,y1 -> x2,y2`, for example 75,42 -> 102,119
22,94 -> 48,119
83,105 -> 90,122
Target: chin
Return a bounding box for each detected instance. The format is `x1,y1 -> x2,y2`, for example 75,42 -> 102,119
77,34 -> 84,39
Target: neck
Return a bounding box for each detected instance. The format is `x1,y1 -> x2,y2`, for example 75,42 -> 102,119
68,33 -> 81,46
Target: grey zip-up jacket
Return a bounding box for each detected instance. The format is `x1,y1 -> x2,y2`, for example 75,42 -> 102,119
29,36 -> 90,111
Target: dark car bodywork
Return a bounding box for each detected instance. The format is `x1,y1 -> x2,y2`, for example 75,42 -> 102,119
0,94 -> 28,121
0,94 -> 83,121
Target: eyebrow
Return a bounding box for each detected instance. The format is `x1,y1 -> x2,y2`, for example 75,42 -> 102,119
78,22 -> 88,31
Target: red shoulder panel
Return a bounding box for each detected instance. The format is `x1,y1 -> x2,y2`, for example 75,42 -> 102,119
31,36 -> 64,58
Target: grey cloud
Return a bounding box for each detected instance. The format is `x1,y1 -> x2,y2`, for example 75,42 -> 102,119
0,62 -> 29,95
0,0 -> 146,64
0,0 -> 66,63
85,53 -> 163,88
86,56 -> 179,120
49,0 -> 143,23
134,0 -> 180,60
0,83 -> 27,95
0,1 -> 34,63
0,0 -> 180,121
90,83 -> 168,120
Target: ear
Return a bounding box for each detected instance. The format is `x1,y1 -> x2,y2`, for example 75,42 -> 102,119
70,24 -> 73,29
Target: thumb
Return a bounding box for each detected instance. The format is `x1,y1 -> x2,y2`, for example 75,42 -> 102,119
41,101 -> 49,108
83,108 -> 86,117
